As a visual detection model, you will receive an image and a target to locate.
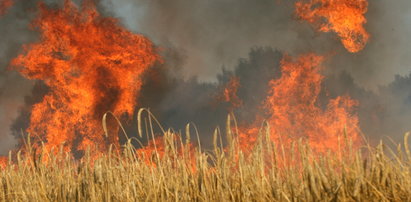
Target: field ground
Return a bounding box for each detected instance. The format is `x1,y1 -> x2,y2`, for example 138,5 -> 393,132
1,122 -> 410,202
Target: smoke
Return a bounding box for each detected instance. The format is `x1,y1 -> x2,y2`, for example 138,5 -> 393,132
134,47 -> 283,147
99,0 -> 409,88
329,0 -> 411,89
134,46 -> 411,147
99,0 -> 411,143
101,0 -> 341,81
0,0 -> 69,154
1,0 -> 411,153
0,0 -> 42,154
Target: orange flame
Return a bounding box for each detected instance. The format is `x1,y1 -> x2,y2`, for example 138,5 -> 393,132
136,136 -> 167,161
0,0 -> 13,15
295,0 -> 369,52
136,135 -> 196,170
218,76 -> 243,110
11,0 -> 159,154
239,54 -> 361,154
0,156 -> 7,169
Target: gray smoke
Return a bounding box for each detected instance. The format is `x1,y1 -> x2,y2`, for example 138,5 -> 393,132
134,47 -> 283,147
135,47 -> 411,147
101,0 -> 339,81
0,0 -> 41,154
1,0 -> 411,154
328,0 -> 411,90
101,0 -> 411,89
99,0 -> 411,144
0,0 -> 68,154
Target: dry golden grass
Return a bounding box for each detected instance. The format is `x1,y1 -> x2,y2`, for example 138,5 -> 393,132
1,112 -> 411,202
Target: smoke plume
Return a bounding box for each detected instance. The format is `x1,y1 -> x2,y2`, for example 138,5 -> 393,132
1,0 -> 411,154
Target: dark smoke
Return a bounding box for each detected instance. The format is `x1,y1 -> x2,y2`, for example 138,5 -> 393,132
135,47 -> 411,147
99,0 -> 411,144
0,0 -> 41,154
102,0 -> 411,89
101,0 -> 339,81
2,0 -> 411,154
133,47 -> 283,147
0,0 -> 72,154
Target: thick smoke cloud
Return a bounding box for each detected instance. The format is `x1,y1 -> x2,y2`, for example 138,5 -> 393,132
99,0 -> 411,144
101,0 -> 339,81
0,0 -> 41,154
134,48 -> 283,147
0,0 -> 68,154
2,0 -> 411,154
135,47 -> 411,147
329,0 -> 411,89
102,0 -> 411,89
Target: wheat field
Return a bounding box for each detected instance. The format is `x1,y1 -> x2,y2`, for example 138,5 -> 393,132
1,113 -> 410,202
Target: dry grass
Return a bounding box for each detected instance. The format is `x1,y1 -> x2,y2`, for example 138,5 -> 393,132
1,112 -> 411,202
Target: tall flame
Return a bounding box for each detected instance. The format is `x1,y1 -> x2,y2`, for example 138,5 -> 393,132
0,0 -> 13,15
239,54 -> 361,153
11,0 -> 159,153
295,0 -> 369,53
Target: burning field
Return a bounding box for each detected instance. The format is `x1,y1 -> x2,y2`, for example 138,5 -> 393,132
0,0 -> 411,201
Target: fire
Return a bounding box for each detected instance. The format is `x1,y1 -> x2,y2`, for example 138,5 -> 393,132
0,156 -> 7,169
10,0 -> 159,154
3,0 -> 363,166
0,0 -> 13,15
136,136 -> 167,161
136,134 -> 196,170
219,76 -> 243,110
295,0 -> 369,53
239,54 -> 361,154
